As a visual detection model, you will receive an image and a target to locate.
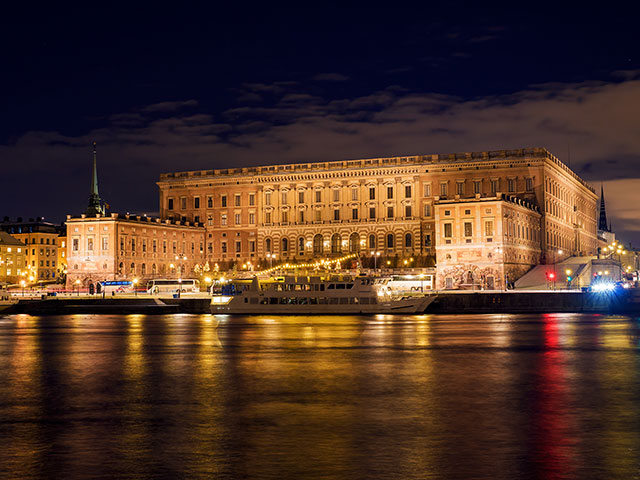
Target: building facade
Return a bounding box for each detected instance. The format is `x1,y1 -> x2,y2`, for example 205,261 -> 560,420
0,231 -> 27,285
65,213 -> 206,288
157,148 -> 598,282
1,218 -> 63,281
434,195 -> 541,290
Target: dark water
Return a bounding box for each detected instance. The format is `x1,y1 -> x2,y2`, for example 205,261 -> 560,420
1,313 -> 640,480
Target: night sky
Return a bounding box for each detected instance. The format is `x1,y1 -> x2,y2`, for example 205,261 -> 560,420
2,5 -> 639,244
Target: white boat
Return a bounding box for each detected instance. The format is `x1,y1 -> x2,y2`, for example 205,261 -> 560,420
211,274 -> 435,314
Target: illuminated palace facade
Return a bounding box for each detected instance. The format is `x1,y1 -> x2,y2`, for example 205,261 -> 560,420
157,147 -> 598,288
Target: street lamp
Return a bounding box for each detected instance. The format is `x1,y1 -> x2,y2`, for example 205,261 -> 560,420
177,278 -> 183,298
205,276 -> 212,294
370,251 -> 380,272
133,278 -> 138,297
565,269 -> 572,289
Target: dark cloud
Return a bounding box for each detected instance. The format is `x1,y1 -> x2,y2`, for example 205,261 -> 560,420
312,73 -> 350,82
140,100 -> 198,113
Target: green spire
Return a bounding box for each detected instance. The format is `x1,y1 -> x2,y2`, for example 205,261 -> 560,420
85,141 -> 105,216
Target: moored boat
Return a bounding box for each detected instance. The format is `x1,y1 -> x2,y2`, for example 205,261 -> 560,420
211,274 -> 435,314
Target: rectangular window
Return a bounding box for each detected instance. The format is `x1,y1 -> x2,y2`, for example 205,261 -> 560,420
298,191 -> 304,203
152,239 -> 157,253
526,177 -> 534,192
163,240 -> 167,253
87,238 -> 94,251
333,209 -> 340,221
423,204 -> 432,217
207,196 -> 213,208
180,197 -> 187,210
172,241 -> 177,254
299,211 -> 304,223
444,223 -> 452,238
221,214 -> 227,226
221,242 -> 227,253
72,238 -> 79,251
387,206 -> 394,218
168,198 -> 174,210
491,179 -> 499,194
485,220 -> 494,237
265,192 -> 271,206
281,191 -> 288,205
265,212 -> 272,224
221,195 -> 227,207
508,178 -> 516,192
456,182 -> 464,195
314,210 -> 322,222
249,241 -> 255,252
423,183 -> 431,197
352,208 -> 358,220
405,185 -> 412,198
207,242 -> 213,253
440,182 -> 448,197
249,213 -> 255,224
234,194 -> 241,207
351,188 -> 358,201
235,213 -> 241,225
131,238 -> 136,252
387,186 -> 393,199
332,189 -> 340,202
235,241 -> 241,253
405,205 -> 412,218
142,239 -> 147,252
194,197 -> 200,209
424,234 -> 432,247
282,211 -> 289,223
315,190 -> 322,203
207,215 -> 213,226
474,180 -> 482,194
194,215 -> 200,224
464,222 -> 473,237
369,207 -> 376,219
249,193 -> 255,206
369,187 -> 376,200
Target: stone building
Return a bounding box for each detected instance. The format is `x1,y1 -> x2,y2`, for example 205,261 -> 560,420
434,195 -> 541,290
0,218 -> 63,281
157,147 -> 598,282
66,213 -> 206,288
0,231 -> 26,285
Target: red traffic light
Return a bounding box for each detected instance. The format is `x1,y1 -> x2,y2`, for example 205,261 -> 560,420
548,272 -> 556,280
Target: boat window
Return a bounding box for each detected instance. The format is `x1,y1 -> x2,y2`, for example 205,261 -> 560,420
329,298 -> 339,304
347,284 -> 354,289
309,298 -> 318,304
244,298 -> 248,303
319,297 -> 328,304
339,297 -> 349,304
336,284 -> 346,290
328,284 -> 335,290
269,298 -> 278,304
320,285 -> 325,291
295,285 -> 302,291
360,297 -> 369,304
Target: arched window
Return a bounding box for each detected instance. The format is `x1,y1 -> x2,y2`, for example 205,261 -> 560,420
349,233 -> 360,253
152,263 -> 157,274
331,233 -> 342,254
368,234 -> 376,249
265,238 -> 272,253
298,237 -> 305,254
282,237 -> 289,252
313,234 -> 323,254
405,233 -> 412,248
141,263 -> 146,275
387,233 -> 394,249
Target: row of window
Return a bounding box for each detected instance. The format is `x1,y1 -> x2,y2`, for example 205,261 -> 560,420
167,177 -> 536,211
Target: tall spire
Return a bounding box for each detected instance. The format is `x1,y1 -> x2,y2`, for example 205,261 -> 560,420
85,141 -> 105,216
598,183 -> 610,232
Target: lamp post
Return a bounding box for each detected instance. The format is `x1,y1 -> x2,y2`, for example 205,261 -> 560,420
205,276 -> 212,295
177,278 -> 182,298
553,249 -> 563,291
75,279 -> 81,296
133,278 -> 138,297
565,269 -> 572,290
370,251 -> 380,272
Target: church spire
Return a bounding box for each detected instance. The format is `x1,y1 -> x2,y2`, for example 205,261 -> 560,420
598,183 -> 610,232
85,141 -> 105,216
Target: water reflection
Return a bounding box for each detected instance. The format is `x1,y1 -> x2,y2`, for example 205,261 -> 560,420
0,313 -> 639,478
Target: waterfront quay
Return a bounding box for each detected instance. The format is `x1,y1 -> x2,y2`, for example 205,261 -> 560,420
3,288 -> 640,315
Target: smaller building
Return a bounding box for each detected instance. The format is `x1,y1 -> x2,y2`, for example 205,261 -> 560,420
434,195 -> 542,290
0,218 -> 63,281
0,231 -> 27,285
66,213 -> 206,288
